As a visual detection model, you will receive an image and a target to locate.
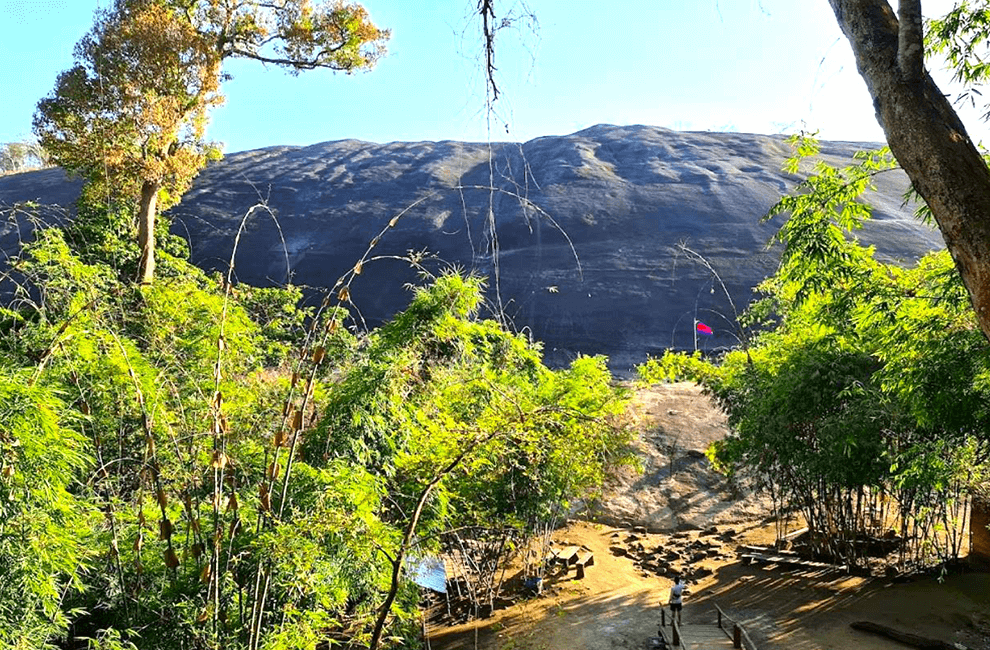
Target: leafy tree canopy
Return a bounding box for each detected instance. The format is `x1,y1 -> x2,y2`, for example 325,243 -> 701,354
640,138 -> 990,568
34,0 -> 389,283
0,191 -> 630,648
0,139 -> 50,174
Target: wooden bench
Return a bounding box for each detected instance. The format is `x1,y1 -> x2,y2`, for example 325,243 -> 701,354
554,545 -> 581,566
575,551 -> 595,579
741,551 -> 847,572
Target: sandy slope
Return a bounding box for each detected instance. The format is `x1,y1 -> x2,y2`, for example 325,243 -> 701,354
430,521 -> 989,650
429,384 -> 990,650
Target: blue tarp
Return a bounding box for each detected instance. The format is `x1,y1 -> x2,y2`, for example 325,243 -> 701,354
406,556 -> 447,593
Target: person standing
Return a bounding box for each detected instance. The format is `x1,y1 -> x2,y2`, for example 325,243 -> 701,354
668,575 -> 685,625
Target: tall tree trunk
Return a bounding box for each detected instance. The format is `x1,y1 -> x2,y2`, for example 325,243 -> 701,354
827,0 -> 990,342
138,180 -> 159,284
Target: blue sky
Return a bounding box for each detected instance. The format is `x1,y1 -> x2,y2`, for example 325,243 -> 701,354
1,0 -> 985,153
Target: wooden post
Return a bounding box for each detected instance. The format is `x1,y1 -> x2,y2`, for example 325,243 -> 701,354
733,624 -> 742,649
718,608 -> 722,628
661,608 -> 666,627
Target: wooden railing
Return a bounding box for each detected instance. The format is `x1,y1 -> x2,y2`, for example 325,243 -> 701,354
714,603 -> 757,650
672,618 -> 684,648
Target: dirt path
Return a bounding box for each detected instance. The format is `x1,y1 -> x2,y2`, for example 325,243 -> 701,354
429,521 -> 990,650
428,383 -> 990,650
430,521 -> 671,650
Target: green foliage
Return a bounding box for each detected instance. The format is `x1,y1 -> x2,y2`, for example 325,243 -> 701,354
0,371 -> 98,649
34,0 -> 389,282
927,2 -> 990,121
652,138 -> 990,567
636,350 -> 710,385
310,273 -> 631,538
0,202 -> 631,648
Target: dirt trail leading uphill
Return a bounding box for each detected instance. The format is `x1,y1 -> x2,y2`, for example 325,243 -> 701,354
430,384 -> 990,650
587,382 -> 770,531
430,521 -> 990,650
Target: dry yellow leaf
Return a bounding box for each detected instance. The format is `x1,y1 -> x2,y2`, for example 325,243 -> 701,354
210,450 -> 228,469
259,484 -> 271,512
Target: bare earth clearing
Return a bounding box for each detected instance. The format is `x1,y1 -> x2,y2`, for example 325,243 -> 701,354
430,383 -> 990,650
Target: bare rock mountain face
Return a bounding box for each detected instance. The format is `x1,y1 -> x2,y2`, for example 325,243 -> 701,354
0,125 -> 943,372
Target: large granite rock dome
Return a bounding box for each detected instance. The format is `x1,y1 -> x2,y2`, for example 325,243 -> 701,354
0,125 -> 943,372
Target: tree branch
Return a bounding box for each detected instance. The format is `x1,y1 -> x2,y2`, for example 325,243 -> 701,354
828,0 -> 990,342
478,0 -> 499,100
227,47 -> 350,70
368,426 -> 505,650
898,0 -> 924,82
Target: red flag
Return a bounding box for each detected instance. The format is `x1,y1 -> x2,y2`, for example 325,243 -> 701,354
696,321 -> 713,335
